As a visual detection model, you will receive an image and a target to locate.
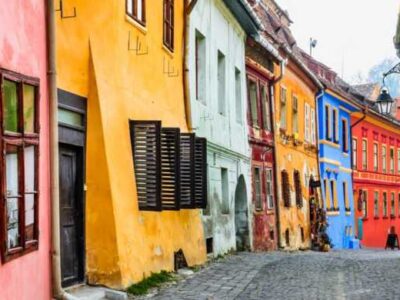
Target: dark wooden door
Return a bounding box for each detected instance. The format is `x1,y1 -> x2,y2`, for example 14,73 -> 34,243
59,144 -> 84,287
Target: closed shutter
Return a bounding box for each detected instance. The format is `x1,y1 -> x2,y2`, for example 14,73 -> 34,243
304,103 -> 310,142
194,137 -> 207,208
130,120 -> 162,211
281,170 -> 291,207
311,108 -> 316,145
161,128 -> 181,210
294,170 -> 303,207
180,133 -> 195,208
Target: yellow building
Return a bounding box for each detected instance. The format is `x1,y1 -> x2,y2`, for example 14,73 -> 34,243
252,0 -> 323,250
55,0 -> 206,289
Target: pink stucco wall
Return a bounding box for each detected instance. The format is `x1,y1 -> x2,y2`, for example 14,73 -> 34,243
0,1 -> 51,299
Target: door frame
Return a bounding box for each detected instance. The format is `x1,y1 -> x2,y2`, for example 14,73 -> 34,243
58,89 -> 87,287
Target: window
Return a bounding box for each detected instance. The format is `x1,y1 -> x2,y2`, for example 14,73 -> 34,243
373,143 -> 378,172
130,121 -> 207,211
221,168 -> 229,214
248,79 -> 259,127
253,167 -> 262,211
195,30 -> 206,104
235,68 -> 242,123
285,229 -> 290,246
217,51 -> 226,115
304,102 -> 310,142
333,108 -> 338,143
362,140 -> 367,170
361,190 -> 367,218
383,192 -> 388,217
266,169 -> 274,209
374,192 -> 379,217
342,119 -> 348,152
163,0 -> 174,50
343,181 -> 350,210
281,170 -> 290,207
294,170 -> 302,207
391,193 -> 395,217
1,72 -> 40,261
280,87 -> 287,129
261,84 -> 271,131
292,95 -> 299,134
382,145 -> 387,173
324,179 -> 332,209
325,105 -> 331,140
352,139 -> 357,169
390,148 -> 395,174
330,180 -> 338,210
311,108 -> 316,145
398,149 -> 400,174
127,0 -> 146,25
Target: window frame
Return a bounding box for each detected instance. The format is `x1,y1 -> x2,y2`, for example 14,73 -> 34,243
325,104 -> 331,140
280,86 -> 287,130
390,147 -> 395,174
247,76 -> 260,128
362,139 -> 368,171
304,102 -> 310,142
391,192 -> 395,217
341,118 -> 349,152
332,108 -> 339,143
265,168 -> 274,209
126,0 -> 146,26
382,145 -> 387,173
383,191 -> 388,217
292,94 -> 299,134
0,69 -> 40,263
352,138 -> 357,169
163,0 -> 174,51
260,82 -> 272,131
373,142 -> 378,172
374,191 -> 379,217
253,167 -> 263,211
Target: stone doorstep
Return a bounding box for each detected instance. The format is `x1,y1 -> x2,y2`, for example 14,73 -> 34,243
63,284 -> 127,300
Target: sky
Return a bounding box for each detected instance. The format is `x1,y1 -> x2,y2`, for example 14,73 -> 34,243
277,0 -> 400,83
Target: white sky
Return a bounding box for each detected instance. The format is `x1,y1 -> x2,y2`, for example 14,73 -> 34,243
278,0 -> 399,82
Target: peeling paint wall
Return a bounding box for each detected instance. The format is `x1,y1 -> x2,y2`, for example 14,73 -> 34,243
56,0 -> 206,289
273,62 -> 319,250
188,0 -> 252,255
0,0 -> 51,299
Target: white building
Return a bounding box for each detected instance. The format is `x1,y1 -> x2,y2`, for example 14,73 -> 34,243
188,0 -> 259,256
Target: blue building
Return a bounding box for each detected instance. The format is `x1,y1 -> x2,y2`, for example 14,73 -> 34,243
302,52 -> 361,249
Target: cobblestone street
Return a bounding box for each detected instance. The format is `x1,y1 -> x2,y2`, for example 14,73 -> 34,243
149,250 -> 400,300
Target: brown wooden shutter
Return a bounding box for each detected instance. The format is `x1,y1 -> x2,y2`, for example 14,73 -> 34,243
281,170 -> 291,207
161,128 -> 181,210
180,133 -> 195,208
294,170 -> 303,207
194,137 -> 207,208
130,120 -> 162,211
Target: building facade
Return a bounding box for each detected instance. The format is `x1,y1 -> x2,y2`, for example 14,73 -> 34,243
302,53 -> 361,249
188,0 -> 258,255
352,110 -> 400,248
245,37 -> 281,251
0,0 -> 52,299
55,0 -> 207,290
249,0 -> 322,250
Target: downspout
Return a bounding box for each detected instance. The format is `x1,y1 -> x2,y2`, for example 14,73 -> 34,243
315,89 -> 324,208
46,0 -> 64,298
271,59 -> 286,249
183,0 -> 193,132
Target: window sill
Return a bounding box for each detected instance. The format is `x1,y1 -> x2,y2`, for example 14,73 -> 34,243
125,15 -> 147,34
162,44 -> 174,58
345,212 -> 351,216
2,241 -> 38,263
374,216 -> 380,220
390,215 -> 396,219
327,211 -> 340,216
383,216 -> 389,219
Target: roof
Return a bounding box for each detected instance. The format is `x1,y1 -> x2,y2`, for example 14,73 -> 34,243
352,83 -> 381,101
222,0 -> 261,36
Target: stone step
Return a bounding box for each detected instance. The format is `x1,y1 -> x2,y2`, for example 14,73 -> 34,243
64,285 -> 127,300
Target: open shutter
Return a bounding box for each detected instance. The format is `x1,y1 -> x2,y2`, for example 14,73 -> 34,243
180,133 -> 195,208
130,120 -> 162,211
294,170 -> 303,207
304,103 -> 310,142
161,128 -> 181,210
194,137 -> 207,208
281,170 -> 291,207
311,108 -> 316,145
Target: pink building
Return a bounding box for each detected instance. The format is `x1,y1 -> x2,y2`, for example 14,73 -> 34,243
0,1 -> 51,299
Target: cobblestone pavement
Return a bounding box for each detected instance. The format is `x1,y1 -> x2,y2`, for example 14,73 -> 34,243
149,250 -> 400,300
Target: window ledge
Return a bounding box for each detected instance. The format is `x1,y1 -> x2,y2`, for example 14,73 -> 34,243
162,44 -> 174,58
390,215 -> 396,219
327,211 -> 340,216
374,216 -> 380,220
383,216 -> 389,219
345,212 -> 351,216
125,15 -> 147,34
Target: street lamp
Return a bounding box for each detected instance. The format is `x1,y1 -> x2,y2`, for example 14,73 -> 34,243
376,87 -> 394,115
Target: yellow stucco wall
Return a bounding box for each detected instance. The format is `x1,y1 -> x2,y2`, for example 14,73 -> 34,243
273,61 -> 319,250
56,0 -> 206,288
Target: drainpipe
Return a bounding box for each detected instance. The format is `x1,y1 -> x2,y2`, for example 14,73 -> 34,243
350,105 -> 368,182
315,90 -> 324,203
271,59 -> 286,249
46,0 -> 64,298
183,0 -> 193,132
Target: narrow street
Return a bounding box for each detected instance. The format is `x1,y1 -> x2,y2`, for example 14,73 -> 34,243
150,250 -> 400,300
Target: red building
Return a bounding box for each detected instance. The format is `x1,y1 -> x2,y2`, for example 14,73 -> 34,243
245,37 -> 281,251
352,108 -> 400,248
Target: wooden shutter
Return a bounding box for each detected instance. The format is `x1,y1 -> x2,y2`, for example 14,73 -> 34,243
194,137 -> 207,208
130,120 -> 162,211
180,133 -> 195,208
311,108 -> 316,145
161,128 -> 181,210
304,103 -> 310,142
281,170 -> 291,207
294,170 -> 303,207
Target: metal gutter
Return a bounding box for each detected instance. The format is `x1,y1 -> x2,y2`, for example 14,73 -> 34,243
183,0 -> 193,132
222,0 -> 261,36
